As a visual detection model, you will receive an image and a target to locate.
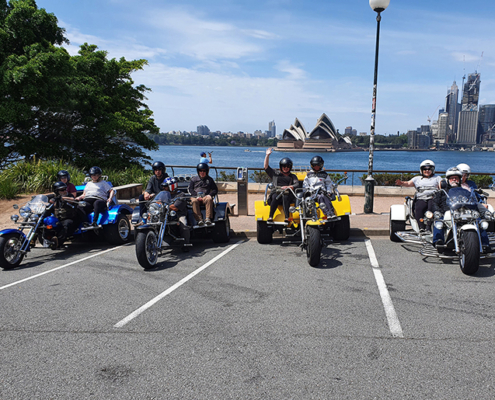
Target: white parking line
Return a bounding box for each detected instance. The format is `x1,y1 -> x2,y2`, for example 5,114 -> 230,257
0,245 -> 129,291
365,239 -> 404,338
114,240 -> 245,328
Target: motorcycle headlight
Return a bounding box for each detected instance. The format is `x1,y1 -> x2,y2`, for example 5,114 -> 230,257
11,214 -> 19,222
434,221 -> 444,230
289,206 -> 296,213
484,211 -> 493,220
149,203 -> 162,215
425,211 -> 433,219
472,211 -> 480,219
19,206 -> 31,218
169,210 -> 177,217
29,214 -> 39,221
481,221 -> 489,230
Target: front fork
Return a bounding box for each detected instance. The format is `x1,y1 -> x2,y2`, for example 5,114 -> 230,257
451,215 -> 483,253
156,213 -> 169,249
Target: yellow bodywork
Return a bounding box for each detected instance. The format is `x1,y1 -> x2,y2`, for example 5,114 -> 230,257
254,195 -> 351,224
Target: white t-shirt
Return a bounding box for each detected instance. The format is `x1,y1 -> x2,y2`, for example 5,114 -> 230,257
84,181 -> 112,200
411,175 -> 441,200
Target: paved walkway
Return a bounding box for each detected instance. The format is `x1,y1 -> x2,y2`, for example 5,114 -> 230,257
222,192 -> 397,238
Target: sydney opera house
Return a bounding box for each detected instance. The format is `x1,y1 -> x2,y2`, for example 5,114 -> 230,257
276,113 -> 352,152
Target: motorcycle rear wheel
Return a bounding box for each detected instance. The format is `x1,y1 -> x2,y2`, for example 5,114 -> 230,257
459,230 -> 480,275
306,226 -> 322,267
0,233 -> 25,270
136,230 -> 159,270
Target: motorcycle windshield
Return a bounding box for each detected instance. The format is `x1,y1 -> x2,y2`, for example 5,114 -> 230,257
154,191 -> 172,204
26,195 -> 50,214
446,187 -> 477,210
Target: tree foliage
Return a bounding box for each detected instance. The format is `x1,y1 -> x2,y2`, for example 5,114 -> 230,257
0,0 -> 158,170
150,132 -> 278,147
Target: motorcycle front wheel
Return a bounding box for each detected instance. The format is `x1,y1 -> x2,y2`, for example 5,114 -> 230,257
306,226 -> 322,267
135,230 -> 159,270
0,233 -> 25,270
459,230 -> 480,276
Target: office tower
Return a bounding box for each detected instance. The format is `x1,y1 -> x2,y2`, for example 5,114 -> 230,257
478,104 -> 495,140
445,81 -> 460,136
457,72 -> 481,144
197,125 -> 210,135
268,120 -> 276,137
436,113 -> 448,141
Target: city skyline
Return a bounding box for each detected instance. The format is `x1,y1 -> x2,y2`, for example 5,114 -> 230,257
37,0 -> 495,135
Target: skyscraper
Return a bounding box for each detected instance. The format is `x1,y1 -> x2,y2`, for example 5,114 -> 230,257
268,120 -> 276,137
445,81 -> 460,137
479,104 -> 495,141
457,72 -> 481,144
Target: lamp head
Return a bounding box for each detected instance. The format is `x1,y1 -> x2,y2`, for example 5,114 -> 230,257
369,0 -> 390,12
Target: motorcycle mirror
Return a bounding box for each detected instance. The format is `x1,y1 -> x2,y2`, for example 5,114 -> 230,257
13,204 -> 18,210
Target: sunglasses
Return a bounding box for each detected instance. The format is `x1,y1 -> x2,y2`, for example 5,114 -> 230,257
422,167 -> 432,171
198,170 -> 207,173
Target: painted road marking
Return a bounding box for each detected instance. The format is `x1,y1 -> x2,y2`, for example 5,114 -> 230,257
365,239 -> 404,338
114,240 -> 245,328
0,245 -> 128,291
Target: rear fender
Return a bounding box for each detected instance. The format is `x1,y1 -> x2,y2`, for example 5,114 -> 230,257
93,204 -> 133,225
213,202 -> 229,221
0,229 -> 26,239
306,220 -> 325,226
331,195 -> 351,216
390,204 -> 407,221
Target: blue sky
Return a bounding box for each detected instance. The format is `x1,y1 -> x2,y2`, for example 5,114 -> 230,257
37,0 -> 495,136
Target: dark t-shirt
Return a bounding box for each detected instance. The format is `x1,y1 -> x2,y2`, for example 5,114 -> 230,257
145,173 -> 169,195
265,166 -> 299,188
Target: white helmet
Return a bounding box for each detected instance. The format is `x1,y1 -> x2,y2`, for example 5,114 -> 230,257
456,163 -> 471,175
420,159 -> 435,174
446,167 -> 463,179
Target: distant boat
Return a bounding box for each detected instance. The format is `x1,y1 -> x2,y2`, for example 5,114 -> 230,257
244,149 -> 251,152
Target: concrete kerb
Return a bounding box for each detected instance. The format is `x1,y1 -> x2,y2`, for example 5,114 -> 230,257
231,228 -> 389,239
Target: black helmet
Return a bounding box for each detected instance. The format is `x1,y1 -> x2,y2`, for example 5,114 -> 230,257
53,181 -> 68,194
197,163 -> 209,174
279,157 -> 293,171
152,161 -> 165,173
57,170 -> 70,181
89,166 -> 102,176
310,156 -> 324,170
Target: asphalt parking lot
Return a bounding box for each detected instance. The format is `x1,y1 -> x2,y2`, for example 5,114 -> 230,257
1,235 -> 495,399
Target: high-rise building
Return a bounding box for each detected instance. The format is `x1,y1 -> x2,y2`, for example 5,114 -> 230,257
461,73 -> 481,111
445,81 -> 460,136
197,125 -> 210,135
436,112 -> 449,141
457,72 -> 481,144
478,104 -> 495,140
268,120 -> 276,138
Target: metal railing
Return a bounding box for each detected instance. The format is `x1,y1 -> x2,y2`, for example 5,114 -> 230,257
164,165 -> 495,187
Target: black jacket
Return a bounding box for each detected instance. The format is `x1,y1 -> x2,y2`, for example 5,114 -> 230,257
188,175 -> 218,197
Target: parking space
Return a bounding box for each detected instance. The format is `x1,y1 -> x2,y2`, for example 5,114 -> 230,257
1,236 -> 495,398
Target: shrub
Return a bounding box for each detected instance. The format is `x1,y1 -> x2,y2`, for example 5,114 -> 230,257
218,171 -> 236,182
0,178 -> 20,199
360,173 -> 415,186
250,170 -> 271,183
470,174 -> 493,189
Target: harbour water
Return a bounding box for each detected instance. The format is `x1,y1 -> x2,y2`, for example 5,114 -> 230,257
147,145 -> 495,185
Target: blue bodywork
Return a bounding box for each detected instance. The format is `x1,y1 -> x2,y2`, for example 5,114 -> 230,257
0,229 -> 27,239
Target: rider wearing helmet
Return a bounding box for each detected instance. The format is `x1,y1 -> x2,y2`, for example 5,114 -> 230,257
456,163 -> 477,191
264,147 -> 300,223
396,159 -> 442,230
302,156 -> 335,216
138,161 -> 169,217
161,177 -> 190,249
57,170 -> 77,198
188,163 -> 218,226
49,182 -> 85,248
432,167 -> 491,252
75,167 -> 115,227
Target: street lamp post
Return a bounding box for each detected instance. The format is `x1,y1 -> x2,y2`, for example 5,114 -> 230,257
364,0 -> 390,214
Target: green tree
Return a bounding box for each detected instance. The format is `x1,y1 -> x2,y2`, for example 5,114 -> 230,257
0,0 -> 158,170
